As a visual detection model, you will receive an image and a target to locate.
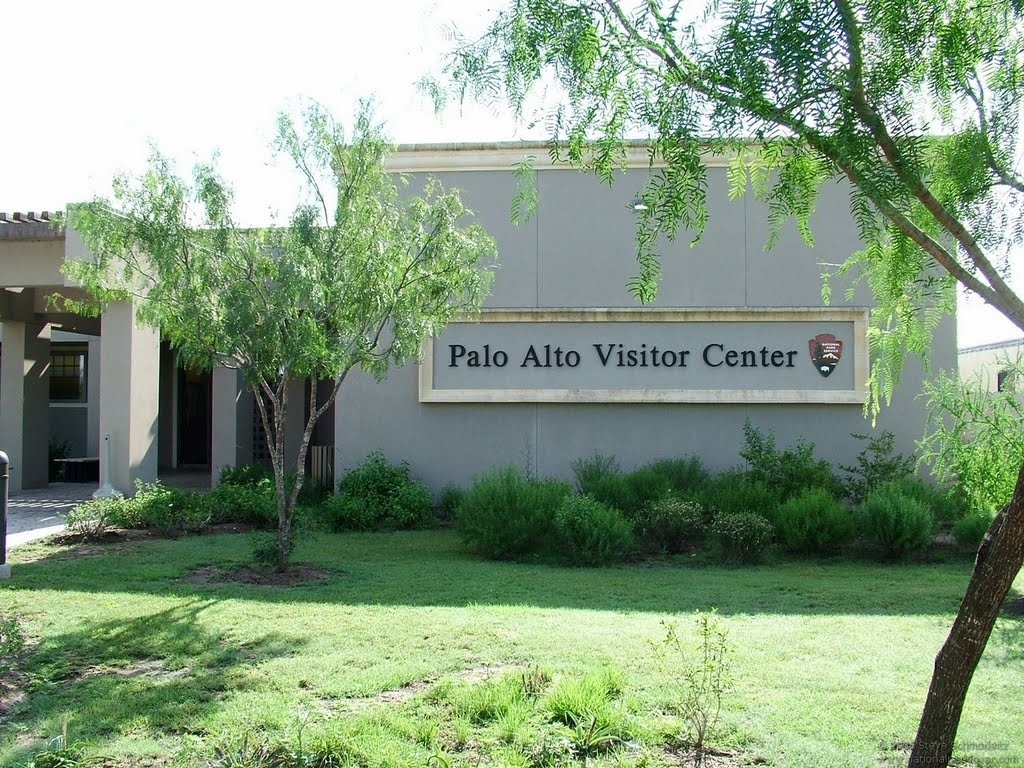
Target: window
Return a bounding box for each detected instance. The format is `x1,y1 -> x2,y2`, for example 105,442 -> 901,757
997,369 -> 1014,393
50,345 -> 88,402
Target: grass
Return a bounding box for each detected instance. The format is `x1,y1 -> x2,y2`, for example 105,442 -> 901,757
0,530 -> 1022,768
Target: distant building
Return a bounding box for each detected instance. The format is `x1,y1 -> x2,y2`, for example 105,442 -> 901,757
959,338 -> 1024,393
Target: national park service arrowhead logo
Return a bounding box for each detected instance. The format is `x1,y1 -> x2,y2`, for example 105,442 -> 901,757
808,333 -> 843,378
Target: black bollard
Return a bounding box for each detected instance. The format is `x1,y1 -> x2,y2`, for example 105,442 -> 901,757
0,450 -> 8,579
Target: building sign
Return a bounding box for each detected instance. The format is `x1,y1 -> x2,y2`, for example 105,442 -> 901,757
418,308 -> 868,404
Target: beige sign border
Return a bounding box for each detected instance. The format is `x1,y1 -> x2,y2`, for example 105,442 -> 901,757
418,307 -> 869,404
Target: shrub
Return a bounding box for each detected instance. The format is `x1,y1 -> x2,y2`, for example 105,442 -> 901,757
129,481 -> 212,535
327,452 -> 434,531
701,472 -> 780,524
709,511 -> 773,564
920,366 -> 1024,517
553,494 -> 635,566
632,497 -> 709,554
0,613 -> 25,660
571,453 -> 620,492
456,465 -> 571,560
645,456 -> 710,496
859,483 -> 934,558
881,476 -> 961,525
439,483 -> 465,519
65,497 -> 125,539
572,455 -> 671,516
66,483 -> 210,537
840,431 -> 915,503
249,531 -> 296,568
294,476 -> 332,507
739,420 -> 841,501
952,511 -> 995,549
776,488 -> 854,554
655,613 -> 732,754
207,481 -> 278,528
218,462 -> 273,488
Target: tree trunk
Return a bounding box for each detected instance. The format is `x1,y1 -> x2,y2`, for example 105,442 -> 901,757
276,511 -> 292,573
908,462 -> 1024,767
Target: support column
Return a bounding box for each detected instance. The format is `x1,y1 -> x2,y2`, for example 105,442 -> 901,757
211,366 -> 240,486
98,301 -> 159,494
0,321 -> 51,491
86,338 -> 101,457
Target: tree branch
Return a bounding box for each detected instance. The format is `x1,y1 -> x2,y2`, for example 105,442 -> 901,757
832,0 -> 1024,325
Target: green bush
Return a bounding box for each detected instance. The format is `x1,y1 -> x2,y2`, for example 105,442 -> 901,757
218,462 -> 274,488
740,420 -> 841,501
880,476 -> 961,525
952,511 -> 994,549
921,367 -> 1024,517
572,454 -> 671,515
0,613 -> 25,660
553,494 -> 635,566
840,431 -> 915,503
709,510 -> 773,564
326,452 -> 434,531
701,471 -> 780,523
207,481 -> 278,528
645,456 -> 710,496
571,453 -> 620,492
631,497 -> 709,553
68,482 -> 210,536
129,481 -> 212,535
859,483 -> 934,558
65,497 -> 125,539
776,488 -> 855,554
439,483 -> 465,519
456,465 -> 571,560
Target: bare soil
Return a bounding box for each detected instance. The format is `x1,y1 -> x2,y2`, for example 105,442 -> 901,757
318,663 -> 528,713
659,745 -> 755,767
0,670 -> 27,725
188,564 -> 332,587
75,659 -> 191,682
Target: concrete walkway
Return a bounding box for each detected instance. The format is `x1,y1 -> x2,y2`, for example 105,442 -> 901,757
4,483 -> 96,548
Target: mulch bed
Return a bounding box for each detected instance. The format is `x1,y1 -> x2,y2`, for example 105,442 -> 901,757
188,564 -> 332,587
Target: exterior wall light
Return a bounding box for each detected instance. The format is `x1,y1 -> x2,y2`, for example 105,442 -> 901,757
628,198 -> 648,211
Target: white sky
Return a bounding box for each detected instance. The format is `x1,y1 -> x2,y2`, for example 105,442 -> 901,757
1,0 -> 1019,349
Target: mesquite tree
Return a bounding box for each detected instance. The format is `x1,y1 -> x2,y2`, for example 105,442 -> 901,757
432,1 -> 1024,765
65,104 -> 495,571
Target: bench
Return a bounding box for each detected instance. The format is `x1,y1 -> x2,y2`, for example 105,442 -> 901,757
53,457 -> 100,483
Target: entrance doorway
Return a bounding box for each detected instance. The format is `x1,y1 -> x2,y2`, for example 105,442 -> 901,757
177,367 -> 211,467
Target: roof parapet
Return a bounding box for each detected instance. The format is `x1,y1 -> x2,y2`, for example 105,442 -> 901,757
0,211 -> 64,241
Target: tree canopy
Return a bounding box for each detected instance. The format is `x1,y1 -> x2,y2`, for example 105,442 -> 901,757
64,103 -> 496,570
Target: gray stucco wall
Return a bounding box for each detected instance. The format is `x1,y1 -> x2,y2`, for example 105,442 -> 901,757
334,164 -> 957,490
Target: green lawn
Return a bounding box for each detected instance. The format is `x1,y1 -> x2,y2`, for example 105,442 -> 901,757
1,531 -> 1022,768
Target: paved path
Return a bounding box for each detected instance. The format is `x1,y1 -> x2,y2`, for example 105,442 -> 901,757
4,483 -> 96,548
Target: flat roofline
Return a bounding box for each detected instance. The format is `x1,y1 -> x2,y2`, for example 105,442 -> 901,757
958,337 -> 1024,354
386,140 -> 744,173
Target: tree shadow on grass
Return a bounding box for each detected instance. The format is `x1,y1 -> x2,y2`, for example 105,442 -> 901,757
3,530 -> 1007,618
1,600 -> 306,764
989,613 -> 1024,667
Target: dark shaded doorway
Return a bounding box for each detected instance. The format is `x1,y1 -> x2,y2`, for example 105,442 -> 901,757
178,367 -> 211,466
